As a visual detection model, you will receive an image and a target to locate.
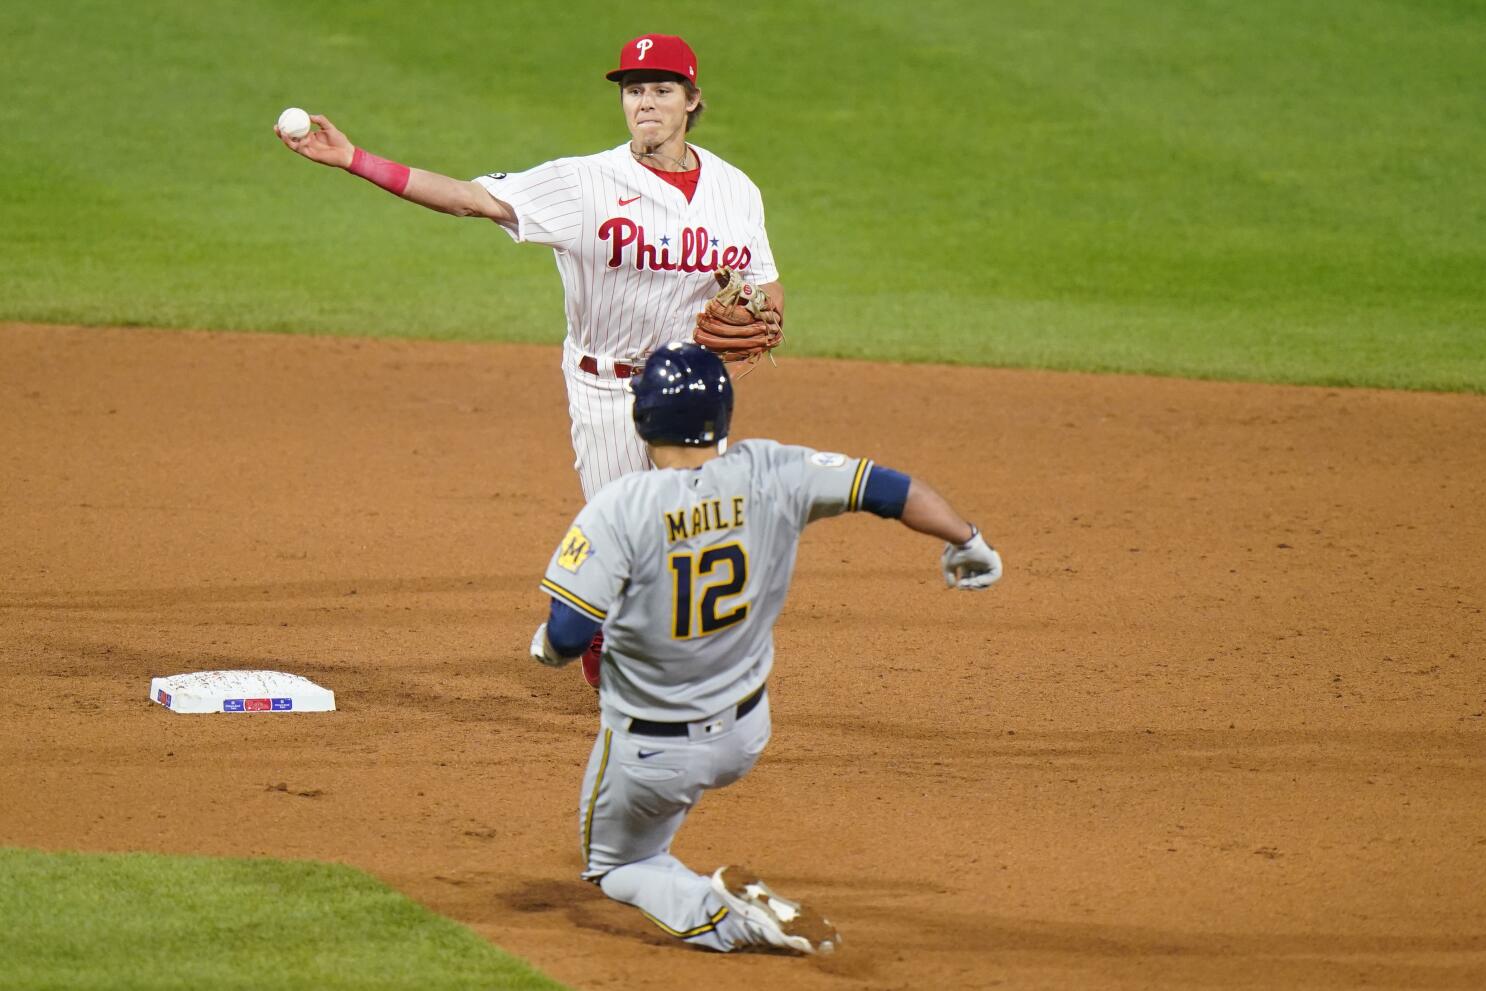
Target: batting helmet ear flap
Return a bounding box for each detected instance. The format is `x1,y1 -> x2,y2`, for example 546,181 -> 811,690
631,343 -> 733,447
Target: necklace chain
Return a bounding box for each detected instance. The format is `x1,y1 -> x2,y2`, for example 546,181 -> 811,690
631,144 -> 693,171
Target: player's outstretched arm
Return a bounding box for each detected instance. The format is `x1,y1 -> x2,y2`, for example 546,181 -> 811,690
898,479 -> 974,545
275,114 -> 515,223
899,479 -> 1003,591
855,467 -> 1002,591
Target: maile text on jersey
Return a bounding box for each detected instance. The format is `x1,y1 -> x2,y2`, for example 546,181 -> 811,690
665,497 -> 746,543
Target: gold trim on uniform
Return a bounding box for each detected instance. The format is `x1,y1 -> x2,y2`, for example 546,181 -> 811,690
734,682 -> 765,710
540,578 -> 607,621
848,458 -> 872,511
641,903 -> 731,939
582,728 -> 614,865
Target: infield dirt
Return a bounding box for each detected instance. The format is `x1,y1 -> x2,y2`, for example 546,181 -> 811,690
3,324 -> 1483,990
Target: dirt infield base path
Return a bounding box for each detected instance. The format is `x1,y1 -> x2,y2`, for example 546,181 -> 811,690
2,323 -> 1484,990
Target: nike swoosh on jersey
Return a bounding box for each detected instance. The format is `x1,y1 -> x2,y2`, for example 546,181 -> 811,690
618,195 -> 642,206
637,749 -> 663,759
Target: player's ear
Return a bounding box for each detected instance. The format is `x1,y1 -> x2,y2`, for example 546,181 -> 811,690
687,89 -> 702,113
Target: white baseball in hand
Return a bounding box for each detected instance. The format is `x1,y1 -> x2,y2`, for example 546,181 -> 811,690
277,106 -> 311,139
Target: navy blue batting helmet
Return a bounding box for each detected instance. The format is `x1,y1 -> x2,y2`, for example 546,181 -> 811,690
631,343 -> 733,447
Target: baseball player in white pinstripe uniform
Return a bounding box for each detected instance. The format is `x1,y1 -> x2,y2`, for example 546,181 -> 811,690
277,33 -> 780,685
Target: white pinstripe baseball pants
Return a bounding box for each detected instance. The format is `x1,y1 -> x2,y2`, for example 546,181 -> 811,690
561,340 -> 651,500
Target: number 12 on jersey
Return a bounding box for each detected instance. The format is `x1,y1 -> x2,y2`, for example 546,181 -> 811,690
669,542 -> 750,639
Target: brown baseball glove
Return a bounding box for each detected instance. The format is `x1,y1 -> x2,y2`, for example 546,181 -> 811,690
693,268 -> 783,363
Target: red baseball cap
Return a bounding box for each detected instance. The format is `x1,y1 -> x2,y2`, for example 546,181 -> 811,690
605,34 -> 698,85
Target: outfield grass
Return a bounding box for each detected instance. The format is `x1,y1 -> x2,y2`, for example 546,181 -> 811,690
0,0 -> 1481,390
0,848 -> 568,991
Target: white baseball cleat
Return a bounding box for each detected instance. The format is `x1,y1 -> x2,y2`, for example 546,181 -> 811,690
711,866 -> 841,955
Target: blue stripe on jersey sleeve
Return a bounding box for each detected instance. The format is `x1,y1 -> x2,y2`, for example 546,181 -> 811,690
859,465 -> 911,519
548,599 -> 602,657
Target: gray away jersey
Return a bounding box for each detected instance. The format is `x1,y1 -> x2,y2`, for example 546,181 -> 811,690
541,440 -> 873,721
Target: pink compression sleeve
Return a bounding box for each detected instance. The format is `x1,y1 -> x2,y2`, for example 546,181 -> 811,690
346,147 -> 411,196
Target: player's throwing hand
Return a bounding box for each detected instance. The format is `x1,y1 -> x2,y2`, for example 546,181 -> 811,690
274,113 -> 354,169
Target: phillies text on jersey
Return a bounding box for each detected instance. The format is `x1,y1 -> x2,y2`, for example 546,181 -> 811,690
473,143 -> 778,362
597,220 -> 752,273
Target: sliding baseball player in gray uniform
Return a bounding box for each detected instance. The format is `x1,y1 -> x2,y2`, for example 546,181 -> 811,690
529,343 -> 1002,954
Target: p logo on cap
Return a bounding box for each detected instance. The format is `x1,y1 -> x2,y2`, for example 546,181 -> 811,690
605,34 -> 698,84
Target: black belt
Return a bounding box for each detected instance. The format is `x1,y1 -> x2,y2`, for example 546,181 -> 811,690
628,685 -> 766,737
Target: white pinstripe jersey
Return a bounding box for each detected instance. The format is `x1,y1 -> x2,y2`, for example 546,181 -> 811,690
473,144 -> 778,360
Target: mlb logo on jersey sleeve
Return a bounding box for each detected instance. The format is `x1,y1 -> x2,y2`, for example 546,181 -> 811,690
557,525 -> 594,572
